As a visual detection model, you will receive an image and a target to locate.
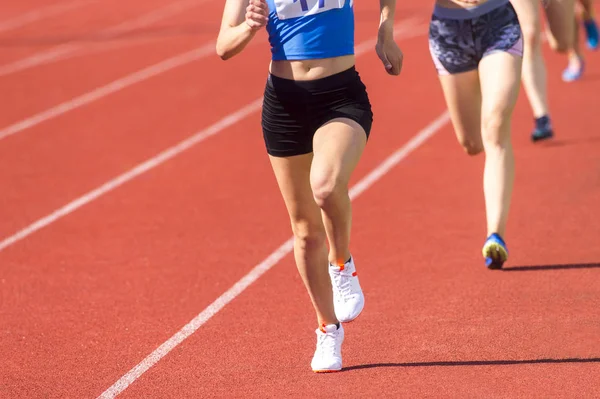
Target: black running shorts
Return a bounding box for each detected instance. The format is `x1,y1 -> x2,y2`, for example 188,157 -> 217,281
261,66 -> 373,157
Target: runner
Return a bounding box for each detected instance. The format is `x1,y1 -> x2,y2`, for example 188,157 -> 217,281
217,0 -> 403,372
512,0 -> 575,141
428,0 -> 522,269
562,0 -> 599,81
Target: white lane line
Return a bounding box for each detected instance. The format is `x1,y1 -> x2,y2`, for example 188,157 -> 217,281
0,18 -> 426,251
0,42 -> 216,141
0,18 -> 426,142
0,99 -> 262,253
98,0 -> 209,37
0,0 -> 211,78
96,111 -> 451,399
0,0 -> 98,34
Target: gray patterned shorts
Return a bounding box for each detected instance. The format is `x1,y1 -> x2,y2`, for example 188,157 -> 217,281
428,0 -> 523,75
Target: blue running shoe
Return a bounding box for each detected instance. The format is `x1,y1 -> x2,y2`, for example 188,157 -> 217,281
482,233 -> 508,270
531,115 -> 554,142
562,58 -> 585,82
584,19 -> 599,50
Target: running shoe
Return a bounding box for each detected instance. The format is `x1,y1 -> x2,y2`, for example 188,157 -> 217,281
584,18 -> 599,50
329,256 -> 365,323
562,56 -> 585,82
482,233 -> 509,270
531,115 -> 554,142
311,323 -> 344,373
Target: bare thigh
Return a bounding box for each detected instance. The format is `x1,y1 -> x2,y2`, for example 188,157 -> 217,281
268,117 -> 367,228
438,70 -> 483,155
269,153 -> 324,237
512,0 -> 543,43
545,0 -> 576,52
479,52 -> 522,142
310,117 -> 367,195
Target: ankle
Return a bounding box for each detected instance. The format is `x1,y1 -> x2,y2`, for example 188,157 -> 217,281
329,253 -> 351,266
569,52 -> 584,63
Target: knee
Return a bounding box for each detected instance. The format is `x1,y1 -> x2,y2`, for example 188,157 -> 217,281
458,136 -> 484,156
481,112 -> 511,148
520,23 -> 542,49
547,37 -> 570,53
311,173 -> 346,209
291,219 -> 326,251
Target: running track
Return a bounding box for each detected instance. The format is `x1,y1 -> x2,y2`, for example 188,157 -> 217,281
1,1 -> 598,398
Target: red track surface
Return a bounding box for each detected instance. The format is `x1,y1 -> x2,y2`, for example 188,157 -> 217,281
1,1 -> 598,398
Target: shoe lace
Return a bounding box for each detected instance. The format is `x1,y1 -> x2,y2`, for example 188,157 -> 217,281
317,329 -> 337,356
332,271 -> 355,301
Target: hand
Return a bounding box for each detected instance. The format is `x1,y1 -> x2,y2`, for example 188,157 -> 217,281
245,0 -> 269,31
375,20 -> 403,76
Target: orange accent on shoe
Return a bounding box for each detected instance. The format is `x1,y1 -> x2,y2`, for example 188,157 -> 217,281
352,271 -> 357,276
338,264 -> 345,271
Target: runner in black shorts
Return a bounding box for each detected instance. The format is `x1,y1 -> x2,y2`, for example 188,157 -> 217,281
217,0 -> 403,372
428,0 -> 523,269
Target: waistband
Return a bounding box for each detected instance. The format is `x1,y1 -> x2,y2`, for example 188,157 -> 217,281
433,0 -> 509,19
268,66 -> 358,92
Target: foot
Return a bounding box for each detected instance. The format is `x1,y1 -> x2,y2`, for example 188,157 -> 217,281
482,233 -> 509,270
584,18 -> 599,50
562,56 -> 585,82
329,256 -> 365,323
531,115 -> 554,142
311,323 -> 344,373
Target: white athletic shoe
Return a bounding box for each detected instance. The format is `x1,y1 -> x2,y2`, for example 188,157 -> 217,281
329,256 -> 365,323
311,323 -> 344,373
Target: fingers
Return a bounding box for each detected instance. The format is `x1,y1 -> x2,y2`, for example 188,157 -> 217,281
387,51 -> 403,75
248,0 -> 268,14
376,43 -> 403,76
246,0 -> 269,29
377,48 -> 393,72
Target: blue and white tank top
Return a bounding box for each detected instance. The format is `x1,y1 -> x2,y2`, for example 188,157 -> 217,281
265,0 -> 355,60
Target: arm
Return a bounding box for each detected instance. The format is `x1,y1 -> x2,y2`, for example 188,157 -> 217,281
216,0 -> 269,60
375,0 -> 404,75
379,0 -> 396,24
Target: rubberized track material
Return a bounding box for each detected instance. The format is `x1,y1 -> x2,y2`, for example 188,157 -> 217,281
1,1 -> 598,397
